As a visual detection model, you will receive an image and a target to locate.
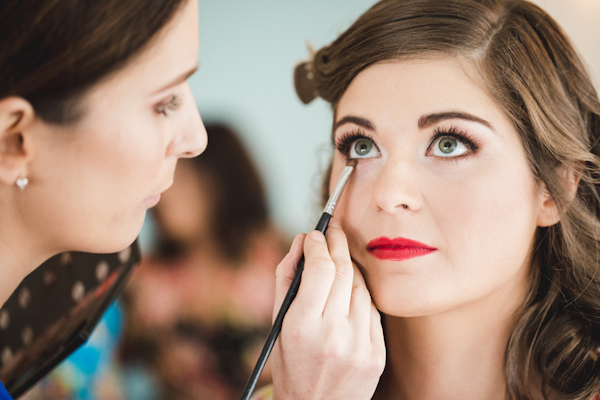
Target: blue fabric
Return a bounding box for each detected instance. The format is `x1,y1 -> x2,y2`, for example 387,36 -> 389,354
35,301 -> 124,399
0,380 -> 13,400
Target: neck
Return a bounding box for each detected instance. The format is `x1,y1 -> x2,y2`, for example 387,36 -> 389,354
0,193 -> 51,307
377,280 -> 527,400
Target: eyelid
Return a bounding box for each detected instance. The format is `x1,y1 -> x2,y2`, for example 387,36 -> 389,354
427,126 -> 478,150
334,129 -> 381,158
156,93 -> 182,116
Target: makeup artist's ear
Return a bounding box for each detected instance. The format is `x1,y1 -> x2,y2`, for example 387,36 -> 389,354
0,96 -> 36,187
536,167 -> 581,227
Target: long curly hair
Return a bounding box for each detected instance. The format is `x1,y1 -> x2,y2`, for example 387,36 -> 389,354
295,0 -> 600,398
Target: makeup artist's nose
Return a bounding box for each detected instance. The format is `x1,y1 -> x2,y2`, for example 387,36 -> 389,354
370,158 -> 423,214
168,88 -> 208,159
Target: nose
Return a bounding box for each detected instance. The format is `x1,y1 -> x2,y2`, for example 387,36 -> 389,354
167,88 -> 208,159
370,158 -> 423,214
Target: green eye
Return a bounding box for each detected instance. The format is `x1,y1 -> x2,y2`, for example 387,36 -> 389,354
438,137 -> 457,154
354,139 -> 373,156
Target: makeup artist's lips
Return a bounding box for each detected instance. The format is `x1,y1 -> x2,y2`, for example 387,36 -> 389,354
367,237 -> 437,261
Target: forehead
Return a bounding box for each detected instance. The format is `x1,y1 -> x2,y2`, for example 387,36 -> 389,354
336,58 -> 506,128
81,0 -> 199,107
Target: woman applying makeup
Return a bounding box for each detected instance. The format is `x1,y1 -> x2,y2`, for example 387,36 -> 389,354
0,0 -> 206,396
264,0 -> 600,399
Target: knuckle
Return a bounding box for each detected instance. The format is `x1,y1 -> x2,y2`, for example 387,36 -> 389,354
285,323 -> 312,346
322,342 -> 349,364
308,256 -> 335,276
275,260 -> 294,281
335,260 -> 353,279
371,349 -> 386,372
352,282 -> 372,302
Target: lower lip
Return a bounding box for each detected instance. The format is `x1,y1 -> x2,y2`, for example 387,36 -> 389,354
367,245 -> 436,261
144,194 -> 161,207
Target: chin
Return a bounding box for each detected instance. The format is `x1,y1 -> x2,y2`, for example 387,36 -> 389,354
73,234 -> 138,255
76,216 -> 145,255
367,278 -> 447,318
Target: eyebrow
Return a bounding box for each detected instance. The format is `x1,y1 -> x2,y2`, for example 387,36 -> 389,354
152,64 -> 199,95
418,111 -> 494,131
333,115 -> 376,132
333,111 -> 494,135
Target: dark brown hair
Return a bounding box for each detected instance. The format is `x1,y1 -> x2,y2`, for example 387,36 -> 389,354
296,0 -> 600,398
0,0 -> 187,123
153,123 -> 270,263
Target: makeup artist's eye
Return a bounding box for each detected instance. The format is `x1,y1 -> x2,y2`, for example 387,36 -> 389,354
427,127 -> 478,158
335,131 -> 381,159
156,94 -> 182,116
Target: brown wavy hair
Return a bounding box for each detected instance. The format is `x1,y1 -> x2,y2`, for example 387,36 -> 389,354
0,0 -> 187,123
295,0 -> 600,398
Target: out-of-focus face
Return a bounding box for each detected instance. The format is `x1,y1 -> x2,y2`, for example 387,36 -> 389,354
153,158 -> 214,244
21,0 -> 206,254
330,58 -> 552,317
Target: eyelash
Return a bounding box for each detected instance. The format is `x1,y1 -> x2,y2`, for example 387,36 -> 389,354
334,126 -> 479,158
427,125 -> 479,158
156,94 -> 183,116
334,129 -> 375,157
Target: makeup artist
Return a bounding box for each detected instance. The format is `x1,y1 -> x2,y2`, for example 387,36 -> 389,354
0,0 -> 206,397
258,0 -> 600,399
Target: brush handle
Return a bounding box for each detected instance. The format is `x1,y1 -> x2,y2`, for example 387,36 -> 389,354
240,212 -> 332,400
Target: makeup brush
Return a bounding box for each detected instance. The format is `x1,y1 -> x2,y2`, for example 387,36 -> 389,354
240,159 -> 358,400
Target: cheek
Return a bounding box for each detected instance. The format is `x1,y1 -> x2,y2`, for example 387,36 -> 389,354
432,160 -> 539,272
73,124 -> 169,246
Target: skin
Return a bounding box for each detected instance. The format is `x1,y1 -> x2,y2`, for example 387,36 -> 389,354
272,58 -> 560,399
0,0 -> 206,306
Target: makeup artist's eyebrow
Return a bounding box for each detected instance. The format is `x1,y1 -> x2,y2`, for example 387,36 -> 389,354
418,111 -> 494,131
333,115 -> 376,132
151,64 -> 199,95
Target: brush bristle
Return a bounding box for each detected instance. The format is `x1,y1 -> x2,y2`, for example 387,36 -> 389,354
346,159 -> 358,167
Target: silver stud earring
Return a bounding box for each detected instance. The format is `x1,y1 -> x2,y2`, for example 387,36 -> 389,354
16,177 -> 29,191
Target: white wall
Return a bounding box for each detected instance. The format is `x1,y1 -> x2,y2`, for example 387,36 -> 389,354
192,0 -> 600,237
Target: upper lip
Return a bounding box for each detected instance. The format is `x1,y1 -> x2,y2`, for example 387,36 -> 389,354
367,236 -> 436,251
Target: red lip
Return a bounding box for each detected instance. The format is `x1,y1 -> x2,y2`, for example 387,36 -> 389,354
367,237 -> 437,261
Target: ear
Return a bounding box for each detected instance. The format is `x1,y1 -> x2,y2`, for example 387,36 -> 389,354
0,96 -> 35,187
536,167 -> 581,227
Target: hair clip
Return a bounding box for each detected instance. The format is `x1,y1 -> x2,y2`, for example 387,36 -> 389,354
294,41 -> 319,105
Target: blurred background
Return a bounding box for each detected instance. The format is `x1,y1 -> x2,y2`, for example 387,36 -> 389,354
21,0 -> 600,399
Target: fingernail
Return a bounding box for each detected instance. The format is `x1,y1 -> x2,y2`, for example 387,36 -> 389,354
329,217 -> 341,228
308,230 -> 326,242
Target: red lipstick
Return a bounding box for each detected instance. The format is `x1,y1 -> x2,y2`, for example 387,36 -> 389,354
367,237 -> 436,261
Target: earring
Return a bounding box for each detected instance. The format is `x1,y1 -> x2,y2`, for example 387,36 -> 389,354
16,177 -> 29,191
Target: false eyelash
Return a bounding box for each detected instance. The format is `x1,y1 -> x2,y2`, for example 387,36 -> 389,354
334,129 -> 376,156
156,94 -> 183,116
429,125 -> 479,152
